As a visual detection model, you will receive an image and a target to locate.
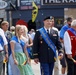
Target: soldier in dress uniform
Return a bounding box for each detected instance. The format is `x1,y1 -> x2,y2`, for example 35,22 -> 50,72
64,19 -> 76,75
33,16 -> 63,75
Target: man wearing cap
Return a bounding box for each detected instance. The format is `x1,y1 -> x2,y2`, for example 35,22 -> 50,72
59,17 -> 72,75
33,16 -> 63,75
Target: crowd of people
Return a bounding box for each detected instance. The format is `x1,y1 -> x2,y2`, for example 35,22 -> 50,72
0,16 -> 76,75
0,21 -> 35,75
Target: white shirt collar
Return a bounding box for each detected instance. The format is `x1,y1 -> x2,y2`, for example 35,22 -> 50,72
44,27 -> 50,33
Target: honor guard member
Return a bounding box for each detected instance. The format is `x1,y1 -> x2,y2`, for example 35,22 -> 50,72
0,28 -> 8,75
64,19 -> 76,75
33,16 -> 63,75
59,17 -> 72,75
50,16 -> 60,75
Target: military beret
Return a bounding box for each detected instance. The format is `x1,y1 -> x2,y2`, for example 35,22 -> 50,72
43,16 -> 54,21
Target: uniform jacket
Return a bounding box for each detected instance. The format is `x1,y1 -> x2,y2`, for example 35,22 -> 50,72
33,27 -> 62,63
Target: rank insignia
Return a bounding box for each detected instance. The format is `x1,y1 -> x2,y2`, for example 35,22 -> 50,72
40,41 -> 43,43
53,34 -> 57,36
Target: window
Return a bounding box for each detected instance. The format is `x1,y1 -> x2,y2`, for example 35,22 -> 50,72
55,17 -> 64,30
12,18 -> 19,26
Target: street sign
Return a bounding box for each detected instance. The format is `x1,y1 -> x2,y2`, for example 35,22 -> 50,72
43,0 -> 76,5
0,1 -> 7,9
20,0 -> 40,10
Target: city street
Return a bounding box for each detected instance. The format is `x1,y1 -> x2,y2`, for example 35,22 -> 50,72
31,60 -> 41,75
0,0 -> 76,75
1,59 -> 67,75
31,60 -> 67,75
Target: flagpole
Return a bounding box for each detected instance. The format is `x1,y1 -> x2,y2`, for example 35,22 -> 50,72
9,1 -> 21,27
10,2 -> 21,18
9,10 -> 12,27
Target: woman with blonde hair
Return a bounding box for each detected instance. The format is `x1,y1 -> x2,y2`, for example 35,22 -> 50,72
9,25 -> 34,75
21,25 -> 33,60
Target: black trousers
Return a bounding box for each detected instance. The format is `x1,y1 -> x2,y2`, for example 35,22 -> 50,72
66,55 -> 76,75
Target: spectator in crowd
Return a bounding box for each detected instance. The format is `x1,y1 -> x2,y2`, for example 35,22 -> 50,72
10,26 -> 15,37
1,21 -> 12,55
0,28 -> 8,75
21,25 -> 33,61
1,21 -> 12,75
51,17 -> 59,32
30,29 -> 35,40
59,17 -> 73,75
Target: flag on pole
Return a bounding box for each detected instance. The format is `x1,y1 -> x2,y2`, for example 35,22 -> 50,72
32,2 -> 38,22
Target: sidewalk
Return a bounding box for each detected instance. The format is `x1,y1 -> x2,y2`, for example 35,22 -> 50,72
31,60 -> 41,75
31,60 -> 67,75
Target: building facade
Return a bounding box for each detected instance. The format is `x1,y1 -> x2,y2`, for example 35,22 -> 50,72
4,0 -> 76,30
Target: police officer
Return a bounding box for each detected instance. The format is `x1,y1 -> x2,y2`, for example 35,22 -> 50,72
33,16 -> 63,75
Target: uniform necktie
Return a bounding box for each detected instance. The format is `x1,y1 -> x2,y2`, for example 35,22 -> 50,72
47,29 -> 49,34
